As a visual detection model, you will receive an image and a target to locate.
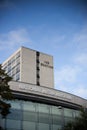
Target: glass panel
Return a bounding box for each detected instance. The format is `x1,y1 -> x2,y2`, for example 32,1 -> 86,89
0,118 -> 5,129
52,124 -> 62,130
64,117 -> 73,125
52,106 -> 62,115
74,110 -> 80,117
12,68 -> 16,76
16,52 -> 20,59
8,66 -> 11,73
39,113 -> 49,123
5,100 -> 21,110
15,72 -> 20,81
38,103 -> 49,113
38,123 -> 49,130
23,111 -> 37,121
53,115 -> 62,125
16,66 -> 20,73
16,58 -> 20,65
23,121 -> 36,130
7,109 -> 22,120
10,100 -> 21,109
6,119 -> 21,129
64,108 -> 73,117
23,101 -> 36,111
6,128 -> 21,130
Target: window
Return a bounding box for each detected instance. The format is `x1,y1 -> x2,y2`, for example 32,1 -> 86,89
39,113 -> 49,123
23,121 -> 36,130
38,123 -> 49,130
23,111 -> 37,121
23,101 -> 36,112
0,117 -> 5,129
9,100 -> 21,109
36,59 -> 40,63
7,65 -> 11,73
52,124 -> 62,130
64,108 -> 73,117
8,60 -> 11,66
37,81 -> 40,86
52,106 -> 62,115
15,72 -> 20,81
6,119 -> 21,129
53,115 -> 62,125
8,71 -> 11,76
37,66 -> 40,71
16,58 -> 20,65
7,109 -> 22,120
16,52 -> 20,59
16,66 -> 20,73
0,99 -> 80,130
38,104 -> 49,113
37,74 -> 40,78
36,51 -> 40,56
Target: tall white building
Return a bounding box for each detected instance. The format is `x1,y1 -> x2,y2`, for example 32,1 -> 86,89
2,46 -> 54,88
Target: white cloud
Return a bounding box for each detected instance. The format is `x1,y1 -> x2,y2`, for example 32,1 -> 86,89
73,85 -> 87,99
72,25 -> 87,51
55,82 -> 87,99
51,35 -> 65,44
54,65 -> 79,93
54,25 -> 87,99
74,53 -> 87,68
55,65 -> 81,84
73,29 -> 87,44
0,28 -> 31,51
54,64 -> 87,99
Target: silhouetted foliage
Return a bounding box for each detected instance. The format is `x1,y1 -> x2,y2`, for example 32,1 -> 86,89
63,108 -> 87,130
0,64 -> 14,129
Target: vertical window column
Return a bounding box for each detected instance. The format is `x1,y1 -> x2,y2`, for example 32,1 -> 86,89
36,51 -> 40,86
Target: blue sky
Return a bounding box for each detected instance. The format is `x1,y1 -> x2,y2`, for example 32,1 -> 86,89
0,0 -> 87,99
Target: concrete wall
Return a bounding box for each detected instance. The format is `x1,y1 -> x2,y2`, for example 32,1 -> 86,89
39,53 -> 54,88
9,81 -> 87,108
20,47 -> 54,88
21,47 -> 36,84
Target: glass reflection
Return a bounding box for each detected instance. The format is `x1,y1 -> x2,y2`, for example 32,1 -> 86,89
0,100 -> 80,130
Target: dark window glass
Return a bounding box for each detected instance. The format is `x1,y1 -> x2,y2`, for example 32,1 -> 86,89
23,101 -> 36,111
64,108 -> 73,117
36,51 -> 40,56
37,66 -> 40,70
23,111 -> 37,121
38,123 -> 49,130
39,113 -> 49,123
38,104 -> 49,113
36,59 -> 40,63
37,74 -> 40,78
52,124 -> 62,130
52,106 -> 62,115
37,81 -> 40,86
7,109 -> 22,120
6,119 -> 21,129
64,117 -> 73,125
53,115 -> 62,125
23,121 -> 36,130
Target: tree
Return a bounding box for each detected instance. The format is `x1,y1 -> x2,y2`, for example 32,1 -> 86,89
0,64 -> 14,129
63,108 -> 87,130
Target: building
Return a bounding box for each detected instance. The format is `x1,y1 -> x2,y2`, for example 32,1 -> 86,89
0,46 -> 87,130
2,46 -> 54,88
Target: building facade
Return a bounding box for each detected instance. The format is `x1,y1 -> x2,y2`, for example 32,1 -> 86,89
1,47 -> 87,130
2,46 -> 54,88
0,81 -> 87,130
